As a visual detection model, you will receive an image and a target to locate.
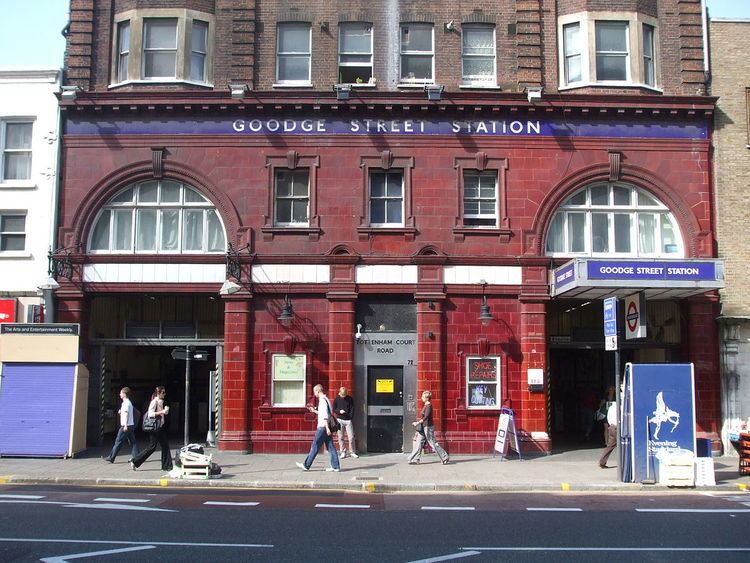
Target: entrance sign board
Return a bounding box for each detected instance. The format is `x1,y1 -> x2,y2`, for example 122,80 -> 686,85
604,297 -> 618,351
494,407 -> 521,460
624,292 -> 647,340
622,363 -> 696,483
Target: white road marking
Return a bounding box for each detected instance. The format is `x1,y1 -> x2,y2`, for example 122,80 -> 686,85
526,508 -> 582,512
0,537 -> 273,548
635,508 -> 750,513
63,502 -> 176,512
407,550 -> 481,562
0,494 -> 44,499
463,547 -> 750,552
40,545 -> 155,562
93,498 -> 150,503
314,503 -> 370,509
203,501 -> 260,506
421,506 -> 475,511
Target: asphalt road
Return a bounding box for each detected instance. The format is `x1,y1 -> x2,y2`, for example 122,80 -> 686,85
0,485 -> 749,562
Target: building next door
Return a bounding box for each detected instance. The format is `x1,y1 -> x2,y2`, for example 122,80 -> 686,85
366,366 -> 404,452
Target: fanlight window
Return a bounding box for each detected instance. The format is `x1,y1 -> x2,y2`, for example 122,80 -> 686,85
545,183 -> 683,257
89,180 -> 226,254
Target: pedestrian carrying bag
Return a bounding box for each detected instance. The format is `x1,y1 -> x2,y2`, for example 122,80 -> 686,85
142,413 -> 161,432
324,398 -> 341,433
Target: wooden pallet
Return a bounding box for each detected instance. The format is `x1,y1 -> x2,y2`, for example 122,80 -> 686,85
179,451 -> 212,479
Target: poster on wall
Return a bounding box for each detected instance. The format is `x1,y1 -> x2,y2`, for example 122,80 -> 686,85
0,299 -> 16,323
467,357 -> 500,409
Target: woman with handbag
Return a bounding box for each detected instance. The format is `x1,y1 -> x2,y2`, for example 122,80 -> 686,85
130,386 -> 173,472
406,390 -> 450,465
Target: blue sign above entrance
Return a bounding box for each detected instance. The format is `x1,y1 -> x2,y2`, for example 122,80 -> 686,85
586,260 -> 717,282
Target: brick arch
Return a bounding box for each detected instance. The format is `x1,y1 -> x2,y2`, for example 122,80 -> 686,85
70,160 -> 242,252
530,163 -> 704,258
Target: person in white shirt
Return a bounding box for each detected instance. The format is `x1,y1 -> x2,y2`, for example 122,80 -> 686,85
103,387 -> 140,463
296,384 -> 341,472
598,399 -> 619,468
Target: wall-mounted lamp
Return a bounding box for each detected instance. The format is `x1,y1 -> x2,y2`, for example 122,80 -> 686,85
219,280 -> 241,295
333,83 -> 351,101
320,21 -> 330,33
278,295 -> 294,327
229,82 -> 249,100
525,85 -> 543,103
355,323 -> 363,341
444,20 -> 456,33
425,83 -> 444,101
60,85 -> 81,101
426,330 -> 435,340
38,276 -> 60,291
479,280 -> 493,326
428,300 -> 435,310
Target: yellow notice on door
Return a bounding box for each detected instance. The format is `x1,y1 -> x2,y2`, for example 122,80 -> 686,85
376,379 -> 394,393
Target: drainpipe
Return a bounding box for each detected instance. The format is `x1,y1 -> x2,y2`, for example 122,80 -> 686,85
45,69 -> 63,324
702,0 -> 710,90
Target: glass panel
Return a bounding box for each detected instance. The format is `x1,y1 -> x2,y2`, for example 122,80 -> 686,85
590,185 -> 609,205
292,200 -> 308,223
564,23 -> 580,56
5,122 -> 32,148
144,19 -> 177,49
192,21 -> 208,52
568,213 -> 585,253
370,172 -> 385,197
1,234 -> 25,251
135,209 -> 157,251
565,190 -> 586,206
566,55 -> 581,83
292,171 -> 309,196
91,210 -> 111,250
138,181 -> 158,202
614,213 -> 631,252
401,24 -> 432,52
597,54 -> 627,81
463,58 -> 494,78
273,381 -> 305,406
111,187 -> 134,203
661,216 -> 678,253
464,201 -> 479,215
638,213 -> 656,254
613,186 -> 631,205
275,200 -> 291,224
183,210 -> 203,250
370,200 -> 385,224
637,190 -> 659,206
340,54 -> 372,65
276,170 -> 292,197
643,24 -> 655,85
144,52 -> 176,78
113,210 -> 133,251
162,322 -> 196,338
401,55 -> 432,80
464,173 -> 479,198
184,187 -> 206,203
3,153 -> 31,180
479,201 -> 495,214
190,53 -> 205,81
160,210 -> 179,251
206,209 -> 225,252
386,173 -> 402,197
118,21 -> 130,52
546,213 -> 564,253
596,21 -> 628,52
463,27 -> 494,55
278,55 -> 309,81
340,23 -> 371,53
2,215 -> 25,232
386,200 -> 402,224
591,213 -> 609,252
160,181 -> 181,202
279,24 -> 310,52
339,66 -> 372,83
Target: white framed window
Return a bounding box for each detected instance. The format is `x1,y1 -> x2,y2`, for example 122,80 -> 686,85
274,169 -> 310,226
339,23 -> 373,84
190,20 -> 208,82
558,12 -> 659,89
272,354 -> 306,407
0,212 -> 26,252
143,18 -> 178,79
116,21 -> 130,83
545,183 -> 684,258
461,24 -> 496,86
111,10 -> 214,85
463,170 -> 498,227
88,180 -> 226,254
1,120 -> 33,182
400,23 -> 433,83
277,23 -> 311,85
466,356 -> 500,410
369,170 -> 404,227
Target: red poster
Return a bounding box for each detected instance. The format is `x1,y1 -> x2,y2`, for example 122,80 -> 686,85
0,299 -> 16,323
468,357 -> 497,382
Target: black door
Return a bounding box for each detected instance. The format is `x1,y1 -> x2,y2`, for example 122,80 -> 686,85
366,366 -> 404,452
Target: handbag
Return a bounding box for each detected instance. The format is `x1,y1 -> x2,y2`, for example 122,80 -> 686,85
142,412 -> 162,432
324,398 -> 341,433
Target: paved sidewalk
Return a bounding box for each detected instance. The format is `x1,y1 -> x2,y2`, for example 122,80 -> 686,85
1,444 -> 748,492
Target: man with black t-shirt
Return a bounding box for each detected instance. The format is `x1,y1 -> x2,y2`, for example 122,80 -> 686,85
334,386 -> 358,458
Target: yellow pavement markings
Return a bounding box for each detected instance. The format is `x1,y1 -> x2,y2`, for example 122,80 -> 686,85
561,483 -> 570,491
738,484 -> 748,492
0,477 -> 10,484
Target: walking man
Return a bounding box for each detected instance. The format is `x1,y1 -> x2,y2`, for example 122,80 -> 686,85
598,399 -> 618,468
103,387 -> 139,463
334,386 -> 358,458
296,384 -> 341,472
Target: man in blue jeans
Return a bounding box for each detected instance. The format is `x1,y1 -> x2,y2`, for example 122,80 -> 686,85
103,387 -> 139,463
296,384 -> 340,472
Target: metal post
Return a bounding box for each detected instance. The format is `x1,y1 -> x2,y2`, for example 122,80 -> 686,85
615,346 -> 621,482
184,345 -> 192,446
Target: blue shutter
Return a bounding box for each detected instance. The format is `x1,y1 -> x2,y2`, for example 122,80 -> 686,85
0,363 -> 76,456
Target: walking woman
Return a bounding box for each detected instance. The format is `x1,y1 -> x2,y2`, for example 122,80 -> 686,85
130,386 -> 173,472
407,390 -> 450,464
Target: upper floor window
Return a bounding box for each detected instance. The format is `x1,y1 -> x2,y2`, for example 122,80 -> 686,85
369,170 -> 404,227
277,23 -> 311,85
339,23 -> 373,84
400,23 -> 433,83
545,183 -> 683,258
112,10 -> 214,86
89,180 -> 226,254
462,24 -> 496,86
558,12 -> 658,89
274,169 -> 310,226
1,121 -> 33,182
463,171 -> 497,227
0,212 -> 26,252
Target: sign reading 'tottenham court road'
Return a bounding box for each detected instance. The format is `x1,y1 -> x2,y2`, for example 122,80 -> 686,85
66,116 -> 709,139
